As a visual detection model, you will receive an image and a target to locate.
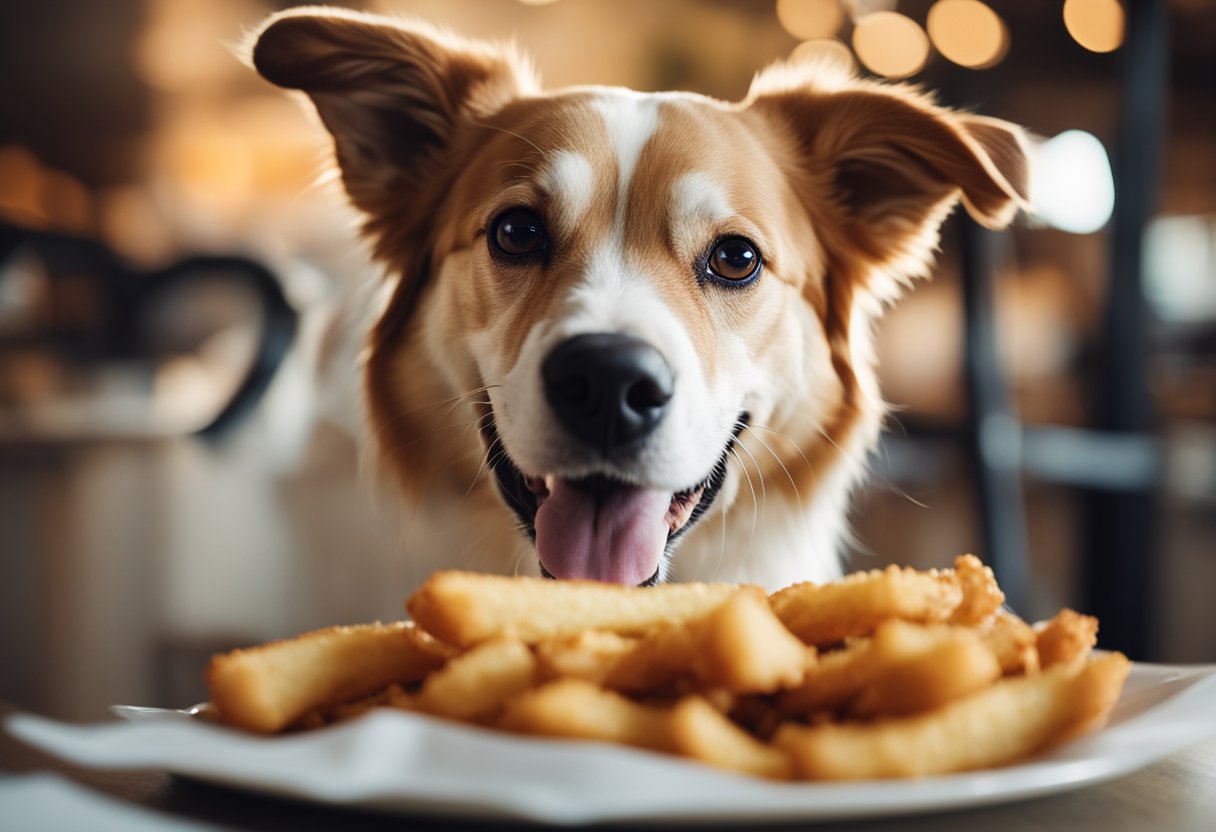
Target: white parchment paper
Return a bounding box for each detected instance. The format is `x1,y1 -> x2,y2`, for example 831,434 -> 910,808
6,663 -> 1215,825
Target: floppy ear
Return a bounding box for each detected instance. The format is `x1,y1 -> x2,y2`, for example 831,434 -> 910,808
249,8 -> 538,225
746,62 -> 1030,289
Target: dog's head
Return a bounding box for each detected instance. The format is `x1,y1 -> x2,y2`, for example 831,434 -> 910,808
251,8 -> 1029,586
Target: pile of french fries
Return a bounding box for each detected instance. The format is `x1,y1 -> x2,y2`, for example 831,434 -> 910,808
205,555 -> 1129,781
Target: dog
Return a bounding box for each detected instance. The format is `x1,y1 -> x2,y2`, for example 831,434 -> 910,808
248,7 -> 1029,590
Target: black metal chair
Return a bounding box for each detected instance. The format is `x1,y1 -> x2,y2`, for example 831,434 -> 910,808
0,220 -> 297,441
959,0 -> 1167,659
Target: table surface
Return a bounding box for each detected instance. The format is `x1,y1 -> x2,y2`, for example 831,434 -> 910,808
3,702 -> 1215,831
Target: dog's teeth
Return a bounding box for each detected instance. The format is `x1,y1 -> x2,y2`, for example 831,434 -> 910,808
665,485 -> 706,534
544,474 -> 557,491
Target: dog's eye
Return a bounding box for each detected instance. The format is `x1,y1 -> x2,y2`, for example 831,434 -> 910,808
707,237 -> 762,283
490,208 -> 547,258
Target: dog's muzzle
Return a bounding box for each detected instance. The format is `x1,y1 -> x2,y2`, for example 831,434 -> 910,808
484,332 -> 742,586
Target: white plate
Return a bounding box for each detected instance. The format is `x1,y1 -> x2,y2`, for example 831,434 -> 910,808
6,662 -> 1216,825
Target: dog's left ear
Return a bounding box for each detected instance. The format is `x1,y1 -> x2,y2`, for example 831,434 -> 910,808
747,63 -> 1031,281
249,8 -> 538,223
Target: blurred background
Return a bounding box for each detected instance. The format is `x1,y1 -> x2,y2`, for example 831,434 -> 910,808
1,0 -> 1213,720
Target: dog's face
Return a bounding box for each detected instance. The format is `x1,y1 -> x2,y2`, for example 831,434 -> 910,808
252,9 -> 1029,586
431,91 -> 828,586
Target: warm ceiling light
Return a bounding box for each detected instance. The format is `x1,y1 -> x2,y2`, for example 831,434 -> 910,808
927,0 -> 1009,69
790,37 -> 856,72
516,0 -> 562,5
776,0 -> 845,40
1063,0 -> 1125,53
852,12 -> 930,78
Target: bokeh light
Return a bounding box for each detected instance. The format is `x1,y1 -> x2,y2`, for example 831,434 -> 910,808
790,37 -> 856,72
1063,0 -> 1125,53
927,0 -> 1009,69
776,0 -> 845,40
852,11 -> 929,79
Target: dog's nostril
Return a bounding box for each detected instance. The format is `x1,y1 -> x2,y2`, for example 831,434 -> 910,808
542,333 -> 674,452
625,376 -> 672,412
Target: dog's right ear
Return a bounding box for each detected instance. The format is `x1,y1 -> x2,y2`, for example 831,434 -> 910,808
250,8 -> 538,218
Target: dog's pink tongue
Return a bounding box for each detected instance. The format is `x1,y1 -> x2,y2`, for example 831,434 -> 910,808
535,479 -> 670,585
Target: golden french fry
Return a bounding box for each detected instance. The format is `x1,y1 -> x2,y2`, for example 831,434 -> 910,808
498,678 -> 672,752
413,637 -> 536,721
777,620 -> 960,715
849,631 -> 1001,718
776,652 -> 1130,780
609,588 -> 811,694
775,636 -> 877,716
605,618 -> 696,692
206,621 -> 445,733
695,588 -> 813,692
980,609 -> 1040,675
207,557 -> 1131,784
669,696 -> 792,780
1035,609 -> 1099,669
534,630 -> 639,685
770,565 -> 963,646
408,571 -> 739,647
948,554 -> 1005,624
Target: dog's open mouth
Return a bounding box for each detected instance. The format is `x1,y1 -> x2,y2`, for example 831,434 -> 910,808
484,413 -> 748,586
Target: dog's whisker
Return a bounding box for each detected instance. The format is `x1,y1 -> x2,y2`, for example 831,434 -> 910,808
441,413 -> 502,499
472,120 -> 549,161
463,421 -> 506,502
731,425 -> 769,518
748,422 -> 863,576
373,408 -> 489,460
362,387 -> 496,461
741,424 -> 829,570
483,447 -> 512,476
430,386 -> 495,430
356,384 -> 500,480
745,423 -> 820,491
741,425 -> 807,507
807,421 -> 930,511
735,447 -> 765,562
456,408 -> 496,439
510,541 -> 534,578
495,158 -> 546,178
714,479 -> 728,581
401,384 -> 502,417
718,449 -> 755,580
728,446 -> 760,551
371,384 -> 496,455
868,427 -> 932,511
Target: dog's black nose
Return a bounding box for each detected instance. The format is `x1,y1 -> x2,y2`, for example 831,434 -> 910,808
542,333 -> 674,452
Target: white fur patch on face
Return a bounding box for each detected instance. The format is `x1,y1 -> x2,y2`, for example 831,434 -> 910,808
670,171 -> 734,258
591,92 -> 662,232
672,171 -> 734,224
540,150 -> 595,232
482,94 -> 742,493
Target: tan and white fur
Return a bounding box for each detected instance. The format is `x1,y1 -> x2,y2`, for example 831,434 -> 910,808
249,8 -> 1030,590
